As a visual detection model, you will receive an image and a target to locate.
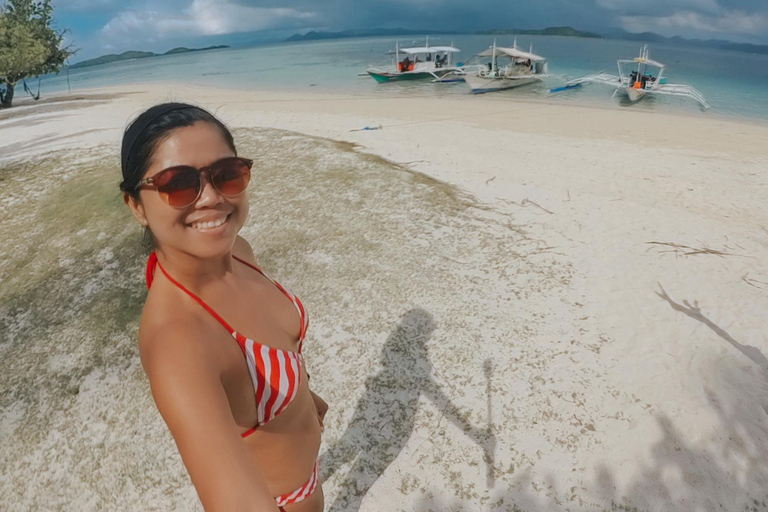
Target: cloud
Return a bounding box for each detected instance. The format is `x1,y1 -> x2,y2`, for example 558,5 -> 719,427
58,0 -> 123,12
619,9 -> 768,37
58,0 -> 768,58
596,0 -> 722,15
100,0 -> 318,41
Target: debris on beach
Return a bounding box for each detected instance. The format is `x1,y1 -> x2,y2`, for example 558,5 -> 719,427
350,125 -> 383,132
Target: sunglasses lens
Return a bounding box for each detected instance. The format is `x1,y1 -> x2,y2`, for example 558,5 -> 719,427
155,168 -> 201,207
212,158 -> 251,197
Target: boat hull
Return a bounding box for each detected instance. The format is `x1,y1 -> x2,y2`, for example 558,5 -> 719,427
626,86 -> 647,102
464,74 -> 541,94
368,69 -> 457,83
368,71 -> 431,83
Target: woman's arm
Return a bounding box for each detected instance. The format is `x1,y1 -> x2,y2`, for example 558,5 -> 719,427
140,322 -> 280,512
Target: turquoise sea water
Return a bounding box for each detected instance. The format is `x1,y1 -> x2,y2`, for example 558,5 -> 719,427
38,34 -> 768,122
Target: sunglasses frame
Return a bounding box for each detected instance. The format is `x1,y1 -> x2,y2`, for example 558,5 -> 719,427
135,157 -> 253,207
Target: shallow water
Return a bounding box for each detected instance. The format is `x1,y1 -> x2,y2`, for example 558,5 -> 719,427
37,35 -> 768,123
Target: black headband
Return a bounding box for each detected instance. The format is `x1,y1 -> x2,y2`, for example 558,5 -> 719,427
120,102 -> 196,182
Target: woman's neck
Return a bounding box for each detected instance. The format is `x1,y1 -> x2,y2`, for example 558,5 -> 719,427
155,245 -> 236,291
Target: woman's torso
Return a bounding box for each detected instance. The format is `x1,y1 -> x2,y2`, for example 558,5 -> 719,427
140,248 -> 322,496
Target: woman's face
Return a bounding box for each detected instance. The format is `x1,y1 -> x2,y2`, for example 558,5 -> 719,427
126,121 -> 249,259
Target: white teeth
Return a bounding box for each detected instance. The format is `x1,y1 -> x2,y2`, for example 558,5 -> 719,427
191,217 -> 226,230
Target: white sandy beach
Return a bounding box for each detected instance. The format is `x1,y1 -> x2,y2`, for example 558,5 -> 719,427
1,84 -> 767,511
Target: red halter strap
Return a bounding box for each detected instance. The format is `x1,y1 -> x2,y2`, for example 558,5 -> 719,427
145,252 -> 237,335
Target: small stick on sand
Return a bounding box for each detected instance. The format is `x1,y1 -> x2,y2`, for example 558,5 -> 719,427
494,197 -> 554,215
742,272 -> 768,288
645,241 -> 732,258
522,198 -> 554,215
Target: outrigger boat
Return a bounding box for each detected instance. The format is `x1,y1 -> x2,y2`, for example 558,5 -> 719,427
367,38 -> 461,83
460,39 -> 550,94
559,45 -> 709,109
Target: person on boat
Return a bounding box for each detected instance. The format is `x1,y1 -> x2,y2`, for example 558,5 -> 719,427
401,56 -> 412,72
120,102 -> 327,512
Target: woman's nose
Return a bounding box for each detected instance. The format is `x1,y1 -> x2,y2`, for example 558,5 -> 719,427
195,172 -> 223,206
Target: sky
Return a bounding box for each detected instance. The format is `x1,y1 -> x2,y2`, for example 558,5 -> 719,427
38,0 -> 768,62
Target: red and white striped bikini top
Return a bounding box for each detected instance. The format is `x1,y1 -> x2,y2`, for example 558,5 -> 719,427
146,252 -> 309,437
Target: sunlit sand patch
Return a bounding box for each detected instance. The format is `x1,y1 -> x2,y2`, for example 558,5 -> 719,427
0,124 -> 618,511
4,122 -> 761,511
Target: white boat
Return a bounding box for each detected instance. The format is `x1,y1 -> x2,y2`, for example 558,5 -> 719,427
461,40 -> 550,94
562,45 -> 709,109
367,38 -> 461,83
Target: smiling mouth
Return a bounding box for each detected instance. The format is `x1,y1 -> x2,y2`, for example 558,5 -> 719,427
190,214 -> 230,231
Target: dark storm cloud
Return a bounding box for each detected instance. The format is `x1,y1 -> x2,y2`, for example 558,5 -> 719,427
50,0 -> 768,58
224,0 -> 768,42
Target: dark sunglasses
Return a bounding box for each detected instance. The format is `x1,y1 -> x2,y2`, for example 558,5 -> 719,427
135,157 -> 252,208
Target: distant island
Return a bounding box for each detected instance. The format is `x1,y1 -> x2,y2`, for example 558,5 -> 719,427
69,45 -> 230,69
285,26 -> 768,56
476,27 -> 601,38
603,29 -> 768,56
285,27 -> 594,42
285,28 -> 453,42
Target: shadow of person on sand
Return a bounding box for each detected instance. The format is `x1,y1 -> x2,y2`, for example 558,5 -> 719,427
320,308 -> 496,512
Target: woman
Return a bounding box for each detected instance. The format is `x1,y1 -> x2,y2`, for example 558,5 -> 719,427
120,103 -> 327,512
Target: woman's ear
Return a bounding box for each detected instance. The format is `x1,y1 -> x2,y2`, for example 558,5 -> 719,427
124,192 -> 148,227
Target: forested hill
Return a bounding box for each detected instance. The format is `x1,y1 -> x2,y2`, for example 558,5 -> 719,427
69,46 -> 230,69
476,27 -> 601,38
285,26 -> 599,42
285,28 -> 452,42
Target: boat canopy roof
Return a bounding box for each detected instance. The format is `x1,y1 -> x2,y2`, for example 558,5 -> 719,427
478,46 -> 545,61
398,46 -> 460,55
619,57 -> 665,68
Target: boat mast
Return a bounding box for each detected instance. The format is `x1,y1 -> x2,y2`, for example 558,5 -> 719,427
637,46 -> 644,86
492,38 -> 497,73
656,63 -> 665,90
396,40 -> 399,72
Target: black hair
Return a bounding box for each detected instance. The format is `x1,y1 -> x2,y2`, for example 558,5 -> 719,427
119,103 -> 237,199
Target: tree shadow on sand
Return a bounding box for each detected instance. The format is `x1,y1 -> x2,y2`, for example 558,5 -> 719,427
320,308 -> 496,512
410,286 -> 768,512
413,362 -> 768,512
656,284 -> 768,372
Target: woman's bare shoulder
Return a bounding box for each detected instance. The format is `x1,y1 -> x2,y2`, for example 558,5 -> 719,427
138,313 -> 211,375
138,286 -> 217,374
232,235 -> 257,265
